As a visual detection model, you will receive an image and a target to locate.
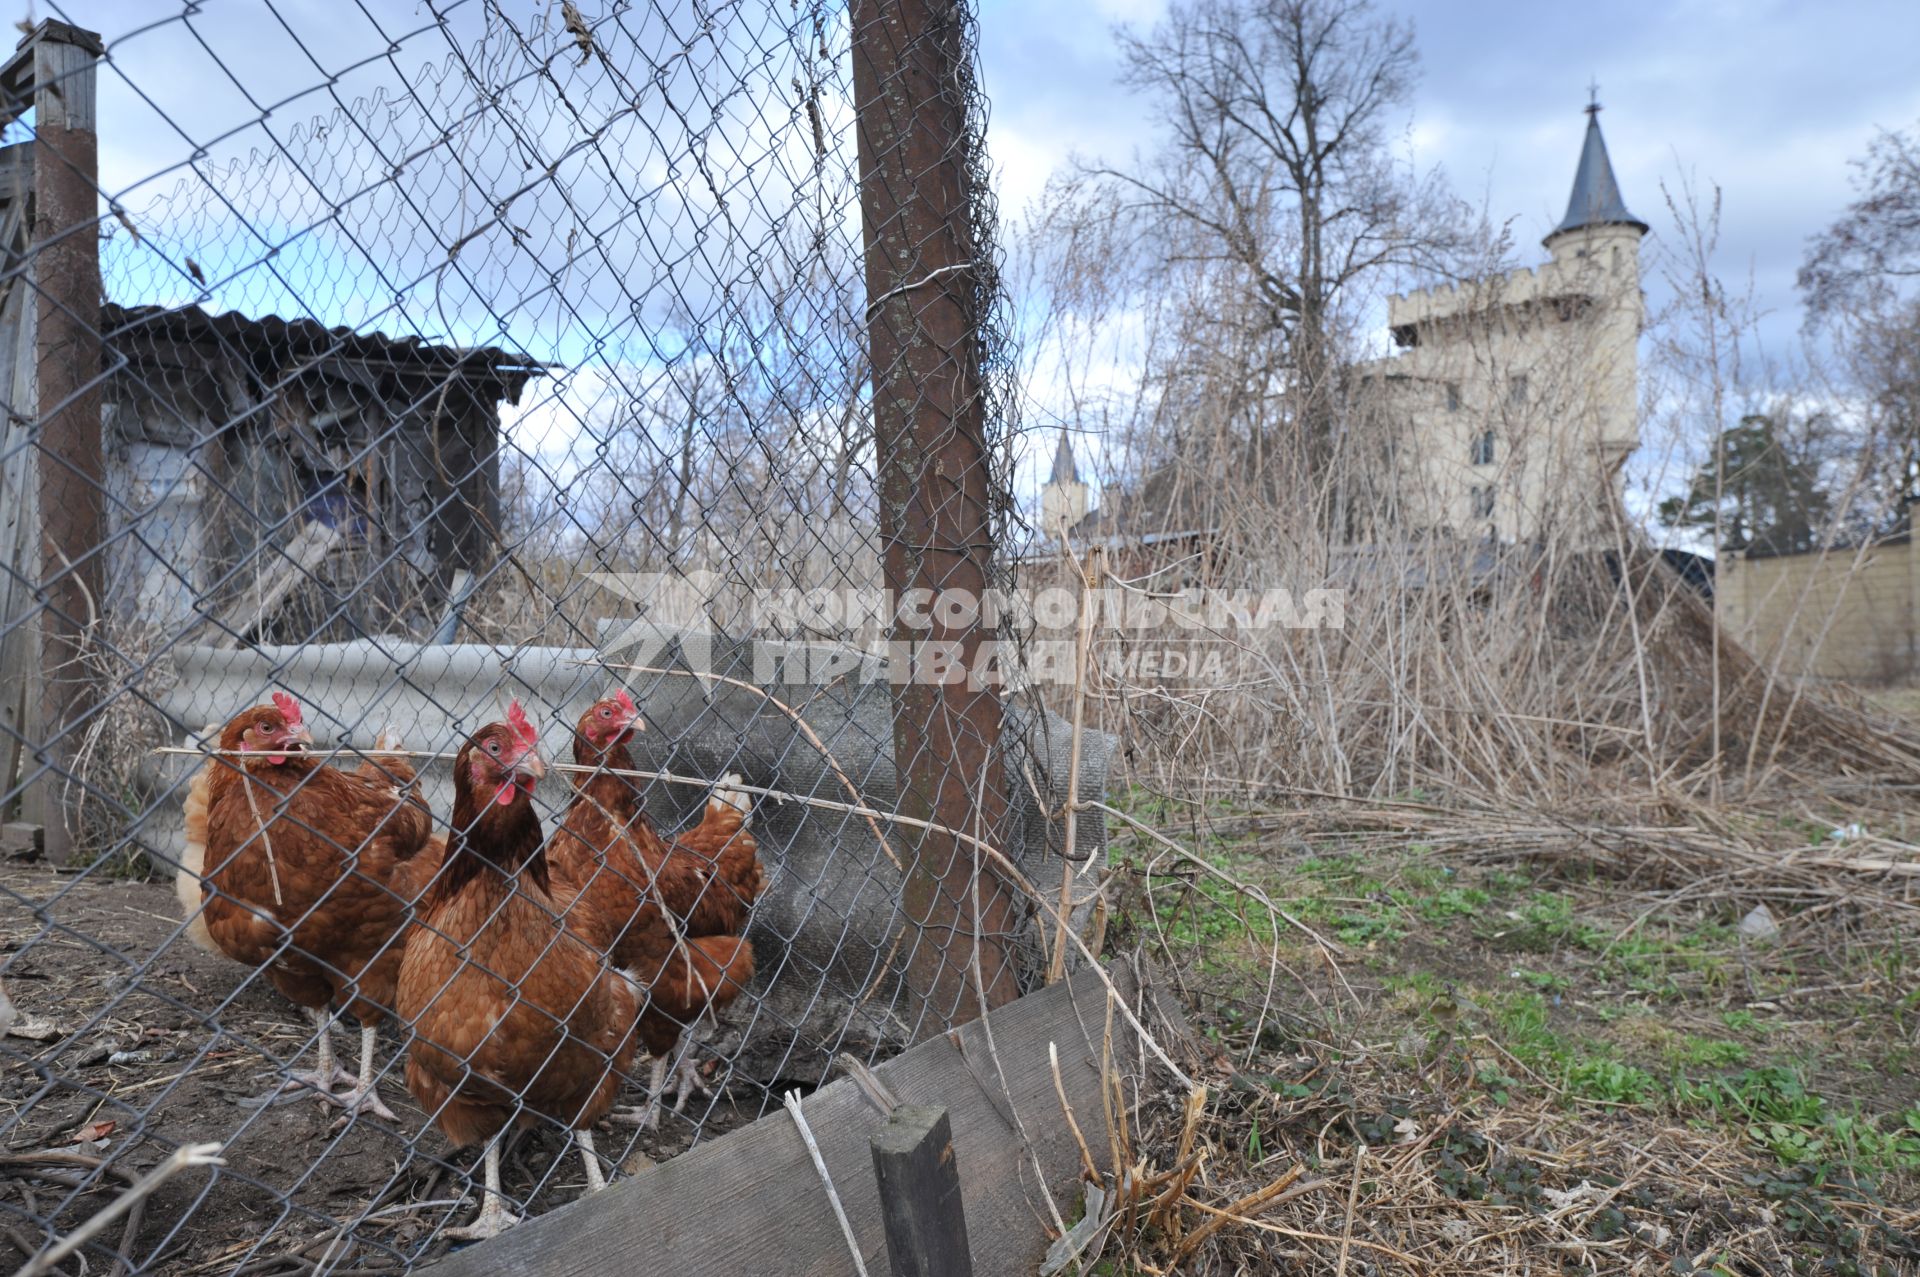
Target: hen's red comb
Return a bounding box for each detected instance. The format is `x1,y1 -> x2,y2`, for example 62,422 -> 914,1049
615,688 -> 637,717
271,692 -> 304,728
506,699 -> 538,749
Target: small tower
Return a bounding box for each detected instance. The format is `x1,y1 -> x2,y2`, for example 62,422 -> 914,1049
1542,95 -> 1647,478
1040,428 -> 1090,536
1356,95 -> 1648,547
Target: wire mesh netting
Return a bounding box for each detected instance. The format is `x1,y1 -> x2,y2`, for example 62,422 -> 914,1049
0,3 -> 1107,1270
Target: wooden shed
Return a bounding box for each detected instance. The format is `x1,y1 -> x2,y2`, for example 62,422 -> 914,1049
98,302 -> 543,642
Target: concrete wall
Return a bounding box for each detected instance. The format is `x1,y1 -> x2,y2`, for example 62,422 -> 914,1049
1716,540 -> 1919,683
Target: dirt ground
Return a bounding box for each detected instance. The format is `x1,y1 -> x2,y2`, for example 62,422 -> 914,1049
7,801 -> 1920,1274
0,860 -> 767,1275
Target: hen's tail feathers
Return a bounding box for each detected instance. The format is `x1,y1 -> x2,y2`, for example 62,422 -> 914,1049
176,755 -> 217,953
355,726 -> 420,791
630,934 -> 755,1026
705,774 -> 752,831
390,835 -> 449,906
700,773 -> 765,912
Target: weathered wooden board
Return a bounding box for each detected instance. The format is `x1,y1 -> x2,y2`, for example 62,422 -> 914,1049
209,519 -> 340,645
871,1104 -> 973,1277
428,963 -> 1168,1277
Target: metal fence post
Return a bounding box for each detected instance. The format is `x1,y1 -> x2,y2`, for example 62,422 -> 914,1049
10,21 -> 104,862
851,0 -> 1020,1028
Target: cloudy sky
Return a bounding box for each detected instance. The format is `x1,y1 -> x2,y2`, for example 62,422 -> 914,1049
39,0 -> 1920,511
54,0 -> 1920,359
976,0 -> 1920,363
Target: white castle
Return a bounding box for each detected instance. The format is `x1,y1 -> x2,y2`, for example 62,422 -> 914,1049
1038,102 -> 1646,550
1359,101 -> 1646,545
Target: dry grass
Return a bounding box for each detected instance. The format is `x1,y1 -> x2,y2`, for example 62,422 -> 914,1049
62,615 -> 182,870
1100,1074 -> 1919,1275
1022,490 -> 1920,1273
1050,762 -> 1920,1275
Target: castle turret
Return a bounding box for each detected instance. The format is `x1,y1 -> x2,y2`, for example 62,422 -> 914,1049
1355,97 -> 1647,548
1541,99 -> 1646,476
1040,428 -> 1090,535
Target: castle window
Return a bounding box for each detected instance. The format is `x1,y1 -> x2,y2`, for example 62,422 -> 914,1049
1470,430 -> 1496,466
1508,374 -> 1528,406
1445,382 -> 1461,412
1470,485 -> 1496,520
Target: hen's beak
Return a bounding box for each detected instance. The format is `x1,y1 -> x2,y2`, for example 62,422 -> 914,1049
511,748 -> 547,787
286,725 -> 315,750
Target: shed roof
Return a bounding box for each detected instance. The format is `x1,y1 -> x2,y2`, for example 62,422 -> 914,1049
101,303 -> 547,405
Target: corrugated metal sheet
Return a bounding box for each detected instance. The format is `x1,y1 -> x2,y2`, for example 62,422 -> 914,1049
100,302 -> 548,404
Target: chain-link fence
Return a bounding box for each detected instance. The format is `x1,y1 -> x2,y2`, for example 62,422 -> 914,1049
0,4 -> 1109,1271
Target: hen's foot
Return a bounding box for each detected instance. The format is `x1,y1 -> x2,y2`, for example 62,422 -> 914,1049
325,1082 -> 400,1132
238,1063 -> 358,1110
443,1197 -> 521,1242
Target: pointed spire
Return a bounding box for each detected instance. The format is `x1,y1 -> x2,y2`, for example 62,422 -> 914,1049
1050,427 -> 1079,486
1545,96 -> 1647,245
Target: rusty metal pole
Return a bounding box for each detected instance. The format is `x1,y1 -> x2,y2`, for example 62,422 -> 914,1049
21,22 -> 104,863
851,0 -> 1019,1029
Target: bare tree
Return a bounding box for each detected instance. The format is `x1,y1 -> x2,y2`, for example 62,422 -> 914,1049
1079,0 -> 1469,461
1799,121 -> 1920,317
1799,121 -> 1920,525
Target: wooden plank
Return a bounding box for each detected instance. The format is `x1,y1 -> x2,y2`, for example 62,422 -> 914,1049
428,963 -> 1157,1277
0,22 -> 105,127
870,1105 -> 972,1277
429,568 -> 474,644
208,519 -> 340,644
0,254 -> 38,815
423,395 -> 499,582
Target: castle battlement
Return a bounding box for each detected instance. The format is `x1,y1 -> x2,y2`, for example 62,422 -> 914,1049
1387,234 -> 1638,331
1359,102 -> 1646,550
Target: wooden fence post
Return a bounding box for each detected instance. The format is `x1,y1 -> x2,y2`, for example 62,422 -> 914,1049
851,0 -> 1020,1034
3,21 -> 104,862
870,1104 -> 973,1277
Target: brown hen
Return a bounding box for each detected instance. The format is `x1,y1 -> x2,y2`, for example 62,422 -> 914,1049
547,689 -> 763,1124
177,696 -> 439,1120
397,703 -> 639,1239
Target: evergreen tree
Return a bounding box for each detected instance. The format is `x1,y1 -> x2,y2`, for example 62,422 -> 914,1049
1659,415 -> 1832,555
